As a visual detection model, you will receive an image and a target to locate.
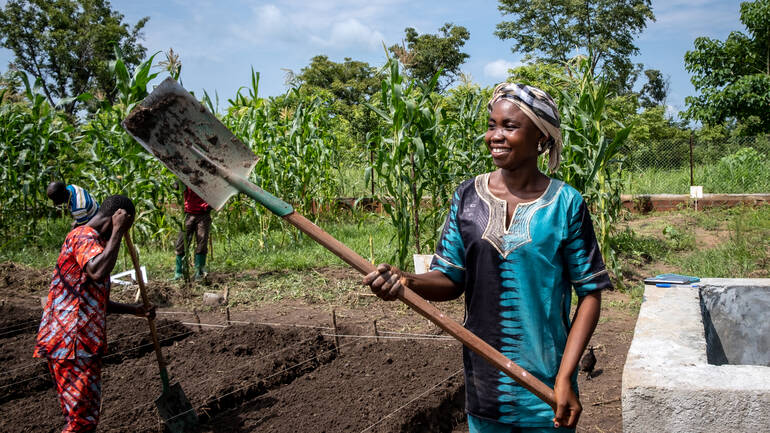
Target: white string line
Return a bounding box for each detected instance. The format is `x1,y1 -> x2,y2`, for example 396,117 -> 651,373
0,322 -> 40,338
184,336 -> 320,389
157,311 -> 450,338
180,322 -> 227,328
171,317 -> 455,343
158,310 -> 335,330
0,318 -> 40,333
323,333 -> 455,341
0,331 -> 193,390
358,368 -> 464,433
226,319 -> 334,330
149,340 -> 357,430
175,318 -> 454,342
0,322 -> 186,378
100,334 -> 325,424
379,330 -> 448,338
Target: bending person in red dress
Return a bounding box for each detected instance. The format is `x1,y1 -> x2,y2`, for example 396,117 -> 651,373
33,195 -> 155,433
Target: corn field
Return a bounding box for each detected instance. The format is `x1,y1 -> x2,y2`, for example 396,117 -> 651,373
1,51 -> 644,275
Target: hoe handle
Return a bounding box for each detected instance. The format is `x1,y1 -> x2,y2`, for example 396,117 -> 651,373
124,232 -> 171,392
282,211 -> 557,409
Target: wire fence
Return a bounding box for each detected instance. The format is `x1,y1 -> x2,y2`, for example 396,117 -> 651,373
621,135 -> 770,195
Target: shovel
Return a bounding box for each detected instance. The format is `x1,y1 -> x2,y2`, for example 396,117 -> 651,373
123,231 -> 199,432
122,77 -> 556,409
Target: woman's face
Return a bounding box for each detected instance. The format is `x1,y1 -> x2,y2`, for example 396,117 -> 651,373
484,100 -> 543,170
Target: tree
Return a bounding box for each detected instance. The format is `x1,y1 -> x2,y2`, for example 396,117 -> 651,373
294,55 -> 382,144
603,58 -> 642,96
296,55 -> 380,108
389,23 -> 470,91
639,69 -> 669,108
494,0 -> 654,77
0,0 -> 148,114
683,0 -> 770,135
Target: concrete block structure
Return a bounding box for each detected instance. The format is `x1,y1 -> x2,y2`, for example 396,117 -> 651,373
622,279 -> 770,433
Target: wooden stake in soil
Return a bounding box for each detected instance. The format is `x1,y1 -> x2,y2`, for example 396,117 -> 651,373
193,308 -> 202,332
225,307 -> 231,326
373,319 -> 380,342
331,309 -> 340,354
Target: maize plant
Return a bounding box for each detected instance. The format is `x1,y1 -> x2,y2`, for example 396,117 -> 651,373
366,60 -> 443,268
556,56 -> 632,278
0,73 -> 84,244
81,49 -> 179,244
222,69 -> 341,243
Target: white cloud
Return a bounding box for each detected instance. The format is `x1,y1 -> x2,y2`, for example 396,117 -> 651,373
644,0 -> 741,38
483,59 -> 520,80
312,18 -> 385,50
229,3 -> 391,51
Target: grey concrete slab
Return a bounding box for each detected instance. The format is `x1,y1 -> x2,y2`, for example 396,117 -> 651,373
622,279 -> 770,433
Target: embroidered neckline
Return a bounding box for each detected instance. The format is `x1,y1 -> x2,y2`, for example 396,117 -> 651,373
475,173 -> 563,258
482,173 -> 553,232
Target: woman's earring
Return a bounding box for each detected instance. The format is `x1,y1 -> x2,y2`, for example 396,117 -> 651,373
537,142 -> 543,153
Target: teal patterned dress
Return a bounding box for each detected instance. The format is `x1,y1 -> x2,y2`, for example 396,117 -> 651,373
430,173 -> 611,427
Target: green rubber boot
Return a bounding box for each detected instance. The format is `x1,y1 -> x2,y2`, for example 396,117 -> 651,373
172,255 -> 185,280
193,253 -> 207,280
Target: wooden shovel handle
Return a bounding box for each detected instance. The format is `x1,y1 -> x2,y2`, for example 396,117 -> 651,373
283,212 -> 557,408
124,232 -> 170,385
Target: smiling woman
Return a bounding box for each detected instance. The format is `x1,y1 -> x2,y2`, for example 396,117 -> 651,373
364,82 -> 610,433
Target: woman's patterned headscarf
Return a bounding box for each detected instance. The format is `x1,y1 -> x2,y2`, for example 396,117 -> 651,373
487,83 -> 563,172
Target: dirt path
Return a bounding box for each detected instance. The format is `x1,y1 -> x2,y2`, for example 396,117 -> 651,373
0,263 -> 638,432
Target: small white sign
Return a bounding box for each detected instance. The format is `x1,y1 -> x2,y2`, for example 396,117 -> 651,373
111,266 -> 148,285
413,254 -> 434,274
690,185 -> 703,199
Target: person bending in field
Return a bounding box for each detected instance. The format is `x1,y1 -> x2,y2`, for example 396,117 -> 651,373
364,83 -> 609,433
33,194 -> 155,433
47,181 -> 99,229
172,186 -> 213,280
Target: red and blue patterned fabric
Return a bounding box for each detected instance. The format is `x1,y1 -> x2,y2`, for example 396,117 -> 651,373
34,225 -> 110,359
48,357 -> 103,433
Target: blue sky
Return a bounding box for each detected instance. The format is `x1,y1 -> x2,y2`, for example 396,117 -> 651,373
1,0 -> 744,116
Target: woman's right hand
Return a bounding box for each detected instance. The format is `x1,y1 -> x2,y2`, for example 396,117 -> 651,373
362,263 -> 403,301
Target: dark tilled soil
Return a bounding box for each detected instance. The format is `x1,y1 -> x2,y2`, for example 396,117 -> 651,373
197,340 -> 464,433
0,303 -> 466,433
0,261 -> 638,433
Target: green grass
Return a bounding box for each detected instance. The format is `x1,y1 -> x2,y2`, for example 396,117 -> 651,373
0,213 -> 405,276
613,205 -> 770,280
671,207 -> 770,278
6,203 -> 768,310
622,160 -> 770,194
211,215 -> 398,272
334,162 -> 372,198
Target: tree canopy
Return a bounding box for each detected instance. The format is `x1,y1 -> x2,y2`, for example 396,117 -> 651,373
639,69 -> 669,109
683,0 -> 770,135
0,0 -> 148,114
494,0 -> 654,78
389,23 -> 470,91
293,55 -> 382,144
296,55 -> 380,108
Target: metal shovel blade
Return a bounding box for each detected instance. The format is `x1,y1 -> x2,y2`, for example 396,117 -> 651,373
155,382 -> 198,433
122,77 -> 258,211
